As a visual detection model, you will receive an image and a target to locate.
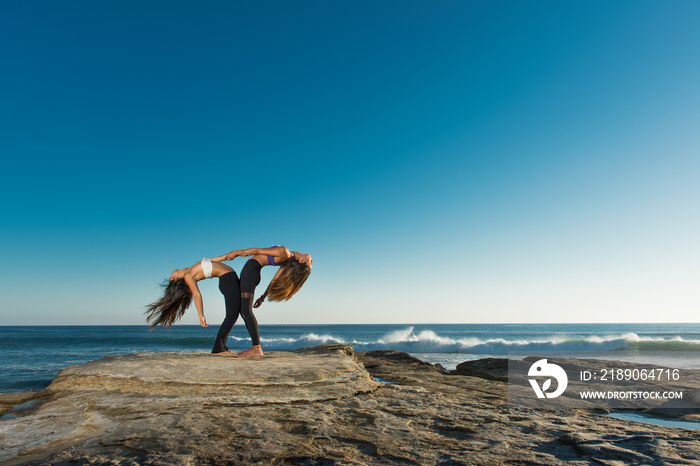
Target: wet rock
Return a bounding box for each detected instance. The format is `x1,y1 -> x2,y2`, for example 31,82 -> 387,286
453,357 -> 512,381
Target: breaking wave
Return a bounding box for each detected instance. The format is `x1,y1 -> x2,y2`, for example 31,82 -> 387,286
244,327 -> 700,354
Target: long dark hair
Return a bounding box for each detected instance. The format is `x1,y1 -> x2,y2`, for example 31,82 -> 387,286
266,257 -> 311,301
145,279 -> 193,330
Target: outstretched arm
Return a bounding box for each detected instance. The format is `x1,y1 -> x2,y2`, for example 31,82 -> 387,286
184,275 -> 208,327
210,249 -> 248,262
254,266 -> 285,308
213,246 -> 290,262
247,246 -> 290,259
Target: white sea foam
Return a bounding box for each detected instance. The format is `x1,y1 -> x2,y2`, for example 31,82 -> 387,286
236,327 -> 700,354
256,333 -> 344,350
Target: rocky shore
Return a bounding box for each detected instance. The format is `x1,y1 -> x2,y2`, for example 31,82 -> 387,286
1,345 -> 699,465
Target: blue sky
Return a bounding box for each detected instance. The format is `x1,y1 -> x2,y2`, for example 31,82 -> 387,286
1,1 -> 698,325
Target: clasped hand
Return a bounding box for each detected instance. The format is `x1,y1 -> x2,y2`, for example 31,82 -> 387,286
226,249 -> 253,260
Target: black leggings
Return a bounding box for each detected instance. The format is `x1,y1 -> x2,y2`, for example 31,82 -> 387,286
211,260 -> 262,353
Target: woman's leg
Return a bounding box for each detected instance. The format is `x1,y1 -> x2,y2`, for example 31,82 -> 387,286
240,292 -> 261,346
211,272 -> 241,354
238,260 -> 263,357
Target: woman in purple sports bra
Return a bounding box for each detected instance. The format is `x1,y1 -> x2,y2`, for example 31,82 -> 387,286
145,246 -> 312,359
208,245 -> 313,358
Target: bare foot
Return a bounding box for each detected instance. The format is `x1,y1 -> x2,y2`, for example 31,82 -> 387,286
238,346 -> 264,358
212,351 -> 237,357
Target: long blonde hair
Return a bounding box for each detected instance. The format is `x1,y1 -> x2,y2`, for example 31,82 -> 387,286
267,257 -> 311,301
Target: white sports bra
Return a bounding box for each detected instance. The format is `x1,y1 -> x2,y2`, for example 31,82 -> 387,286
201,258 -> 213,279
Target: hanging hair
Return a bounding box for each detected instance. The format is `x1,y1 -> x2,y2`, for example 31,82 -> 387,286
266,257 -> 311,302
145,279 -> 193,330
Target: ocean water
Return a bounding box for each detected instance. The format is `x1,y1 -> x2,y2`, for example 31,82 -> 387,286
1,323 -> 699,393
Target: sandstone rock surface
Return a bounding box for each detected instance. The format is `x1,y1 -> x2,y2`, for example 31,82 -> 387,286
46,346 -> 378,404
1,345 -> 699,465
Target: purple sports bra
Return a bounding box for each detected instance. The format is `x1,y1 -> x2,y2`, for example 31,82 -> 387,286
267,245 -> 292,266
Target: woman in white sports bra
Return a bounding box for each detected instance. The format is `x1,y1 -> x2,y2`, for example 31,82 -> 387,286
145,257 -> 235,329
146,246 -> 312,359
